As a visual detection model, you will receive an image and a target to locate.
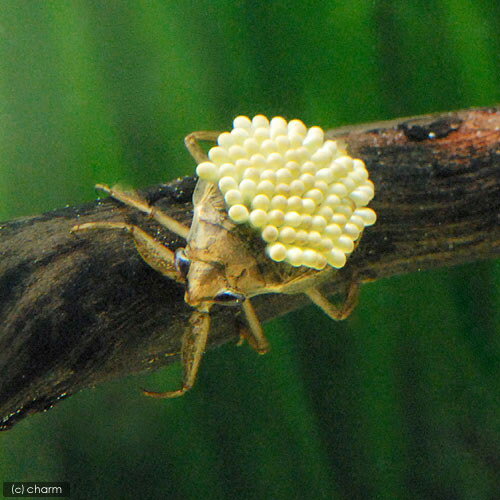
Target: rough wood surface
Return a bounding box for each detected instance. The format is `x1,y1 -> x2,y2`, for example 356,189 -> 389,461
1,107 -> 499,430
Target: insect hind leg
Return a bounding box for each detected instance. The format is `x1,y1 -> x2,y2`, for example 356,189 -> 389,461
184,131 -> 222,164
305,283 -> 360,321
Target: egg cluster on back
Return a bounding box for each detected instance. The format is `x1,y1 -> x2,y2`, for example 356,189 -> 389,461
196,115 -> 376,270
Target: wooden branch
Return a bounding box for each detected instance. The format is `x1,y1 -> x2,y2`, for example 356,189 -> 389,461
1,107 -> 498,430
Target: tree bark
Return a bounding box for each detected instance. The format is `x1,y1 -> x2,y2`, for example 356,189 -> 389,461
1,107 -> 499,430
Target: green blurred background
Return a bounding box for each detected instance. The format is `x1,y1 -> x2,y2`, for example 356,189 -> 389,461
1,1 -> 499,499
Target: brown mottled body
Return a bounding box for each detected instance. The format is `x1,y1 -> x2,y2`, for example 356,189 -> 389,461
186,179 -> 335,303
72,132 -> 358,397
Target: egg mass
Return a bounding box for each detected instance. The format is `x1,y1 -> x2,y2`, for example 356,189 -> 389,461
196,115 -> 377,269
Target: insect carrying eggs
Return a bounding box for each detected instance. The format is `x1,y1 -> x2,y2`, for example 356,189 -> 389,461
196,115 -> 377,270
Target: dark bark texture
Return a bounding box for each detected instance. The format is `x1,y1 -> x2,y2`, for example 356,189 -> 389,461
1,107 -> 499,430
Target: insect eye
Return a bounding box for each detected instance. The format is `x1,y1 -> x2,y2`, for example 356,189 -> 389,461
174,248 -> 191,279
213,290 -> 246,306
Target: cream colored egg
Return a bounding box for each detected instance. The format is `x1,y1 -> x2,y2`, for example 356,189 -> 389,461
267,242 -> 287,262
279,226 -> 296,244
286,247 -> 304,266
204,115 -> 376,271
262,225 -> 279,242
228,204 -> 249,223
249,209 -> 268,228
233,115 -> 252,129
196,161 -> 218,182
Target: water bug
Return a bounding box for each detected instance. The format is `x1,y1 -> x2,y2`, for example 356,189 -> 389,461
72,115 -> 377,398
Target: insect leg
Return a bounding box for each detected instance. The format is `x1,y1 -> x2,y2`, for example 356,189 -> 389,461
304,282 -> 360,321
71,221 -> 183,283
241,299 -> 270,354
143,309 -> 211,398
184,131 -> 222,163
96,183 -> 190,239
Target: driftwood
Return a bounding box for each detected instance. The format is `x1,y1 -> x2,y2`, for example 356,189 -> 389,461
0,107 -> 499,430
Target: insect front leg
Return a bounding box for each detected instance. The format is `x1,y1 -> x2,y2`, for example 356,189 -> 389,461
184,131 -> 222,163
71,221 -> 183,283
305,282 -> 360,321
143,308 -> 211,398
95,183 -> 190,239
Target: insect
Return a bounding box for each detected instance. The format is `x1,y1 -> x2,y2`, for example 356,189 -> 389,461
72,115 -> 376,398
